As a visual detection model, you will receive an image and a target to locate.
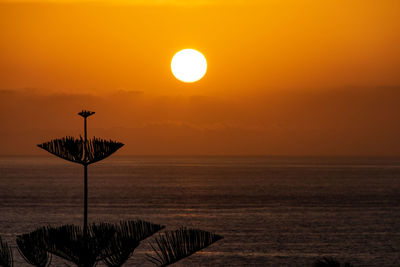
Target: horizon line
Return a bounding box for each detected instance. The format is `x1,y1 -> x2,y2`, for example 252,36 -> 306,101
1,154 -> 400,158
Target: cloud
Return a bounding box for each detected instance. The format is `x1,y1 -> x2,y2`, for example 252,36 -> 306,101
1,87 -> 400,156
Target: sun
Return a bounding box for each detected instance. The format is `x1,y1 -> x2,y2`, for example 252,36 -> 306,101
171,49 -> 207,83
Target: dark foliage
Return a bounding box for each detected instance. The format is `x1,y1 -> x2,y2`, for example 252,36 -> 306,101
45,224 -> 113,267
16,220 -> 164,267
78,110 -> 95,118
0,236 -> 13,267
314,257 -> 354,267
147,227 -> 223,267
16,227 -> 50,267
37,136 -> 124,165
101,234 -> 139,267
30,110 -> 222,266
117,220 -> 165,243
102,220 -> 165,267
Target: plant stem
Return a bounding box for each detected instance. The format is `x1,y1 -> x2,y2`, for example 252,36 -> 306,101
84,163 -> 88,236
83,116 -> 88,237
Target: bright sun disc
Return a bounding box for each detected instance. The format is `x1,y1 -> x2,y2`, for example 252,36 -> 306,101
171,49 -> 207,83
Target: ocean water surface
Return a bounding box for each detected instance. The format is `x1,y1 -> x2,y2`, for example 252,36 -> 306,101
0,156 -> 399,266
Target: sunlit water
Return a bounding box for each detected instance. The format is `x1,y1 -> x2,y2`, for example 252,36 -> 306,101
0,156 -> 399,266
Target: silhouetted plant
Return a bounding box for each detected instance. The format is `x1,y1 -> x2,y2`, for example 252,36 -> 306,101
101,233 -> 139,267
16,227 -> 51,267
101,220 -> 165,267
313,257 -> 354,267
116,220 -> 165,243
38,137 -> 123,165
15,220 -> 164,267
147,227 -> 223,266
0,236 -> 13,267
45,224 -> 112,267
37,110 -> 123,236
13,110 -> 223,266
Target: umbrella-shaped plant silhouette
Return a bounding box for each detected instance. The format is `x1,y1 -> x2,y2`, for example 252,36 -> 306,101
37,110 -> 123,235
11,110 -> 222,267
147,227 -> 223,267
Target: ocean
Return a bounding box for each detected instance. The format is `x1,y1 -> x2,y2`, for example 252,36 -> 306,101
0,156 -> 399,266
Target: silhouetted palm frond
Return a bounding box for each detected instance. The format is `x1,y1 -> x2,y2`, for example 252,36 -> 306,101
0,235 -> 13,267
32,111 -> 223,266
37,137 -> 123,165
45,224 -> 116,267
16,227 -> 50,267
78,110 -> 95,118
101,234 -> 139,267
117,220 -> 165,242
102,220 -> 165,267
147,227 -> 223,267
18,221 -> 164,267
313,257 -> 354,267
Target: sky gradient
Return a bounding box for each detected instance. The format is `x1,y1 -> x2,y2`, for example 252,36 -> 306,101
1,0 -> 399,155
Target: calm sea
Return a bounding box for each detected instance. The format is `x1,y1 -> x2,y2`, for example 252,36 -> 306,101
0,156 -> 399,266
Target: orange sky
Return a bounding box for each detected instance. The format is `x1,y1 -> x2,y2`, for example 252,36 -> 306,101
1,0 -> 400,156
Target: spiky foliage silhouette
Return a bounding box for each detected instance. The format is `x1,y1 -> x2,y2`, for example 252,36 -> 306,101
101,220 -> 165,267
46,223 -> 114,267
147,227 -> 223,267
37,110 -> 123,236
101,232 -> 139,267
0,236 -> 13,267
313,257 -> 355,267
16,227 -> 51,267
38,137 -> 123,165
11,110 -> 223,266
17,220 -> 164,267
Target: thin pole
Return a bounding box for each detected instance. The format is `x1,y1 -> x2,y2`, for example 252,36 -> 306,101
83,116 -> 88,236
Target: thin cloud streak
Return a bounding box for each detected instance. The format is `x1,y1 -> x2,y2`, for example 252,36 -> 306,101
1,87 -> 400,156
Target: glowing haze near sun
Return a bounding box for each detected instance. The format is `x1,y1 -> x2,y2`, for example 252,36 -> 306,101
171,49 -> 207,83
